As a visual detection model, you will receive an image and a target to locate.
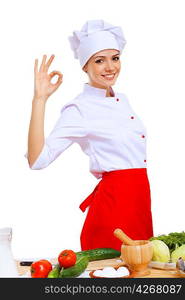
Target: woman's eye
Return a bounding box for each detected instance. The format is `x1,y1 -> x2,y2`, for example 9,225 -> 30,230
113,56 -> 120,61
95,59 -> 103,63
95,57 -> 119,63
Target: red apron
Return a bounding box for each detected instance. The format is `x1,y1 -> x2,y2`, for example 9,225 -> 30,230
79,168 -> 153,251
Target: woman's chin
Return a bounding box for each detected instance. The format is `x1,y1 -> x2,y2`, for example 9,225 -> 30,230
101,79 -> 117,88
100,76 -> 118,86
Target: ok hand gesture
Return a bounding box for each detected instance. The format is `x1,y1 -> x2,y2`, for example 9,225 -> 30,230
34,54 -> 63,102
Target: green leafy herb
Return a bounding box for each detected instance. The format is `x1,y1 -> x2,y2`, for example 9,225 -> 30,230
150,232 -> 185,254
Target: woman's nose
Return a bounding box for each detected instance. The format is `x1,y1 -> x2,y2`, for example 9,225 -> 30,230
104,60 -> 115,72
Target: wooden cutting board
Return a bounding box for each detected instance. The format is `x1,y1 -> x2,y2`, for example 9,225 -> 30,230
85,258 -> 180,278
16,258 -> 181,278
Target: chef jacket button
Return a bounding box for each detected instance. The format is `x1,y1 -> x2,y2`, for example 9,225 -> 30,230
141,135 -> 145,138
131,116 -> 134,119
116,98 -> 119,102
144,159 -> 147,163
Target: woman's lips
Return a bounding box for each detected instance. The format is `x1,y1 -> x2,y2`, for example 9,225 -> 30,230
101,73 -> 116,80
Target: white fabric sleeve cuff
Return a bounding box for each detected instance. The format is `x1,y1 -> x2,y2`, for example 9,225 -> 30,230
24,144 -> 51,170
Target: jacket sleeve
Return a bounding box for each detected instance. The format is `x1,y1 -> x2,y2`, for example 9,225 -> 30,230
24,103 -> 86,170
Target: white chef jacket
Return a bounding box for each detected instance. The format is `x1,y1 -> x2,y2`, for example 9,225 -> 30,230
25,83 -> 147,179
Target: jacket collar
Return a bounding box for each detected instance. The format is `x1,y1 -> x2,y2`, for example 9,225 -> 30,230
83,83 -> 115,98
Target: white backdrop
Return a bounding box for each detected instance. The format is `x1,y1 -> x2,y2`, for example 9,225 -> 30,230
0,0 -> 184,260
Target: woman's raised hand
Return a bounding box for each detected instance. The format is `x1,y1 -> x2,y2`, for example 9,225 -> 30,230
34,54 -> 63,102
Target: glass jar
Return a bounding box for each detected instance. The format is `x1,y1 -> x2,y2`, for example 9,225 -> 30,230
0,227 -> 19,277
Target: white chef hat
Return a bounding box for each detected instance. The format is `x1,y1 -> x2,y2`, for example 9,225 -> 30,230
68,19 -> 126,68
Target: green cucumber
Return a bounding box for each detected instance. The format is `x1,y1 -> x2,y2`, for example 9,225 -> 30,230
47,264 -> 61,278
59,256 -> 89,278
76,248 -> 121,261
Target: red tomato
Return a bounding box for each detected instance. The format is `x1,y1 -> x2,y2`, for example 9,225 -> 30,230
31,259 -> 52,278
58,249 -> 77,268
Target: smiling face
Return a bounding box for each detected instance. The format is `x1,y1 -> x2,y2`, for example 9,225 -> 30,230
83,49 -> 121,94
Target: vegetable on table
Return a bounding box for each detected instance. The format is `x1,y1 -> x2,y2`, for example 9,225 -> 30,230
47,264 -> 61,278
59,256 -> 89,278
150,240 -> 170,263
58,249 -> 77,268
171,245 -> 185,262
150,232 -> 185,253
31,259 -> 52,278
47,247 -> 121,278
76,248 -> 121,261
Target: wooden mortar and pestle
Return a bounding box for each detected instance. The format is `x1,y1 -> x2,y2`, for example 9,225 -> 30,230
114,228 -> 153,276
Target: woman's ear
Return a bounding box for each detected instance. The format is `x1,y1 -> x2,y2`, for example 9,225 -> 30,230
83,64 -> 88,73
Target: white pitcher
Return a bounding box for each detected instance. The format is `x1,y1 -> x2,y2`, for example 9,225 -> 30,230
0,227 -> 19,277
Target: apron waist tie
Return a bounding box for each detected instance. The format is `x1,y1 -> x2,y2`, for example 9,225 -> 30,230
79,180 -> 102,212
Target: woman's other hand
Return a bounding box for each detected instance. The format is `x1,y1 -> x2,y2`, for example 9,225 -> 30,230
34,54 -> 63,102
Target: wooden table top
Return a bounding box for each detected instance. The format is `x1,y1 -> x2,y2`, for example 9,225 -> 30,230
16,258 -> 182,278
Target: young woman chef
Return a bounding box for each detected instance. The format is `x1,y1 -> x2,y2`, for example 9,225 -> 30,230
25,19 -> 154,251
